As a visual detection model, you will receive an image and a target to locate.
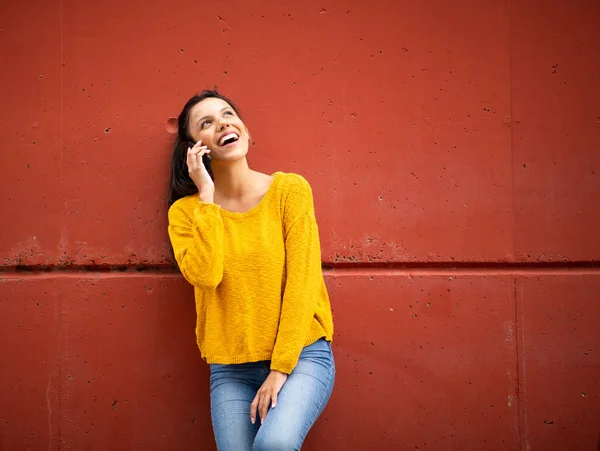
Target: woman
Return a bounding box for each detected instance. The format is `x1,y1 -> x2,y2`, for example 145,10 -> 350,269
167,89 -> 335,451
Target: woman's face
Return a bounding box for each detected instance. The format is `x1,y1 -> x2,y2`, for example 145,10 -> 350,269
187,97 -> 249,162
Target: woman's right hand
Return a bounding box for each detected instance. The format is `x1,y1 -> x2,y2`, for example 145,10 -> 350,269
187,140 -> 214,203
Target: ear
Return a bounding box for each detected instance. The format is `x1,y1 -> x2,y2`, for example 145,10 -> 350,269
245,127 -> 253,145
165,117 -> 178,134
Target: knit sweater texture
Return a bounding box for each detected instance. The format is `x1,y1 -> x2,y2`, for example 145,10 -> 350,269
167,172 -> 334,374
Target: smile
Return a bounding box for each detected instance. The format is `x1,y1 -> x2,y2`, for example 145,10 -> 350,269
219,132 -> 240,146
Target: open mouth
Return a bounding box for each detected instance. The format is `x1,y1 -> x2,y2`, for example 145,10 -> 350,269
219,132 -> 240,147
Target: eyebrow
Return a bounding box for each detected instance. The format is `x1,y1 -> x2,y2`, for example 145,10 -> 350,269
195,107 -> 232,127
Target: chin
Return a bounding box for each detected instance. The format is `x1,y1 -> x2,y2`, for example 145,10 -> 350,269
212,146 -> 249,162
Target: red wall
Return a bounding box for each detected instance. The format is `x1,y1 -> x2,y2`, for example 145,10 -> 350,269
1,0 -> 599,449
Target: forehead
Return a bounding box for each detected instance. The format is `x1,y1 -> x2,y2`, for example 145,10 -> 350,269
189,97 -> 232,122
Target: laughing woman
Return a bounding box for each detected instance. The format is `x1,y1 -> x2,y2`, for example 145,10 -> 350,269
167,90 -> 335,451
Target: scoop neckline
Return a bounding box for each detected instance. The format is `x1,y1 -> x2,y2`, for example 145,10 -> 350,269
217,172 -> 282,219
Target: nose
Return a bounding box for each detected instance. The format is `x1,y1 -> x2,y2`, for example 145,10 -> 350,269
217,117 -> 230,131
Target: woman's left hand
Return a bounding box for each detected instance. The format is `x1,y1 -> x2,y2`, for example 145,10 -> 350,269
250,370 -> 288,424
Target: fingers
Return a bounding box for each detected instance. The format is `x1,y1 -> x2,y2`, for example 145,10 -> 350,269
250,372 -> 288,425
271,392 -> 277,409
250,394 -> 259,425
189,140 -> 202,151
250,393 -> 274,425
186,140 -> 210,175
259,395 -> 270,424
185,141 -> 197,170
188,141 -> 210,159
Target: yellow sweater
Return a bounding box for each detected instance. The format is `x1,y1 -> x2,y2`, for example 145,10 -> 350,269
167,172 -> 334,374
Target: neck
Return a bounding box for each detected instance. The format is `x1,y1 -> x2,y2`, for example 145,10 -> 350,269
211,157 -> 254,197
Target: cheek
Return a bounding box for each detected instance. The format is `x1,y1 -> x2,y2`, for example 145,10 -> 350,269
196,130 -> 213,146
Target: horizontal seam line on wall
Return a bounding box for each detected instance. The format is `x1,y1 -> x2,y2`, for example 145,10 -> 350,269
1,261 -> 600,278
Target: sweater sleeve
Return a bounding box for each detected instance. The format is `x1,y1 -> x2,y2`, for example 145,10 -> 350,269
270,176 -> 323,374
167,200 -> 224,288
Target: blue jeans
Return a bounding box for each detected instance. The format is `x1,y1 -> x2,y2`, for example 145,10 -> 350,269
209,338 -> 335,451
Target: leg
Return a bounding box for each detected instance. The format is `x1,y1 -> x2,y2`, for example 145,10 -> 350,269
253,339 -> 335,451
210,362 -> 269,451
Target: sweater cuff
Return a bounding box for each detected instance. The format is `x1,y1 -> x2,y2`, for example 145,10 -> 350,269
269,361 -> 294,375
270,331 -> 329,375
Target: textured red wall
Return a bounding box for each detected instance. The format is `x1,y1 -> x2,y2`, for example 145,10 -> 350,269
1,0 -> 599,450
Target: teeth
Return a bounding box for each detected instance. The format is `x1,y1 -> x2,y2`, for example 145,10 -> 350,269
220,133 -> 239,145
